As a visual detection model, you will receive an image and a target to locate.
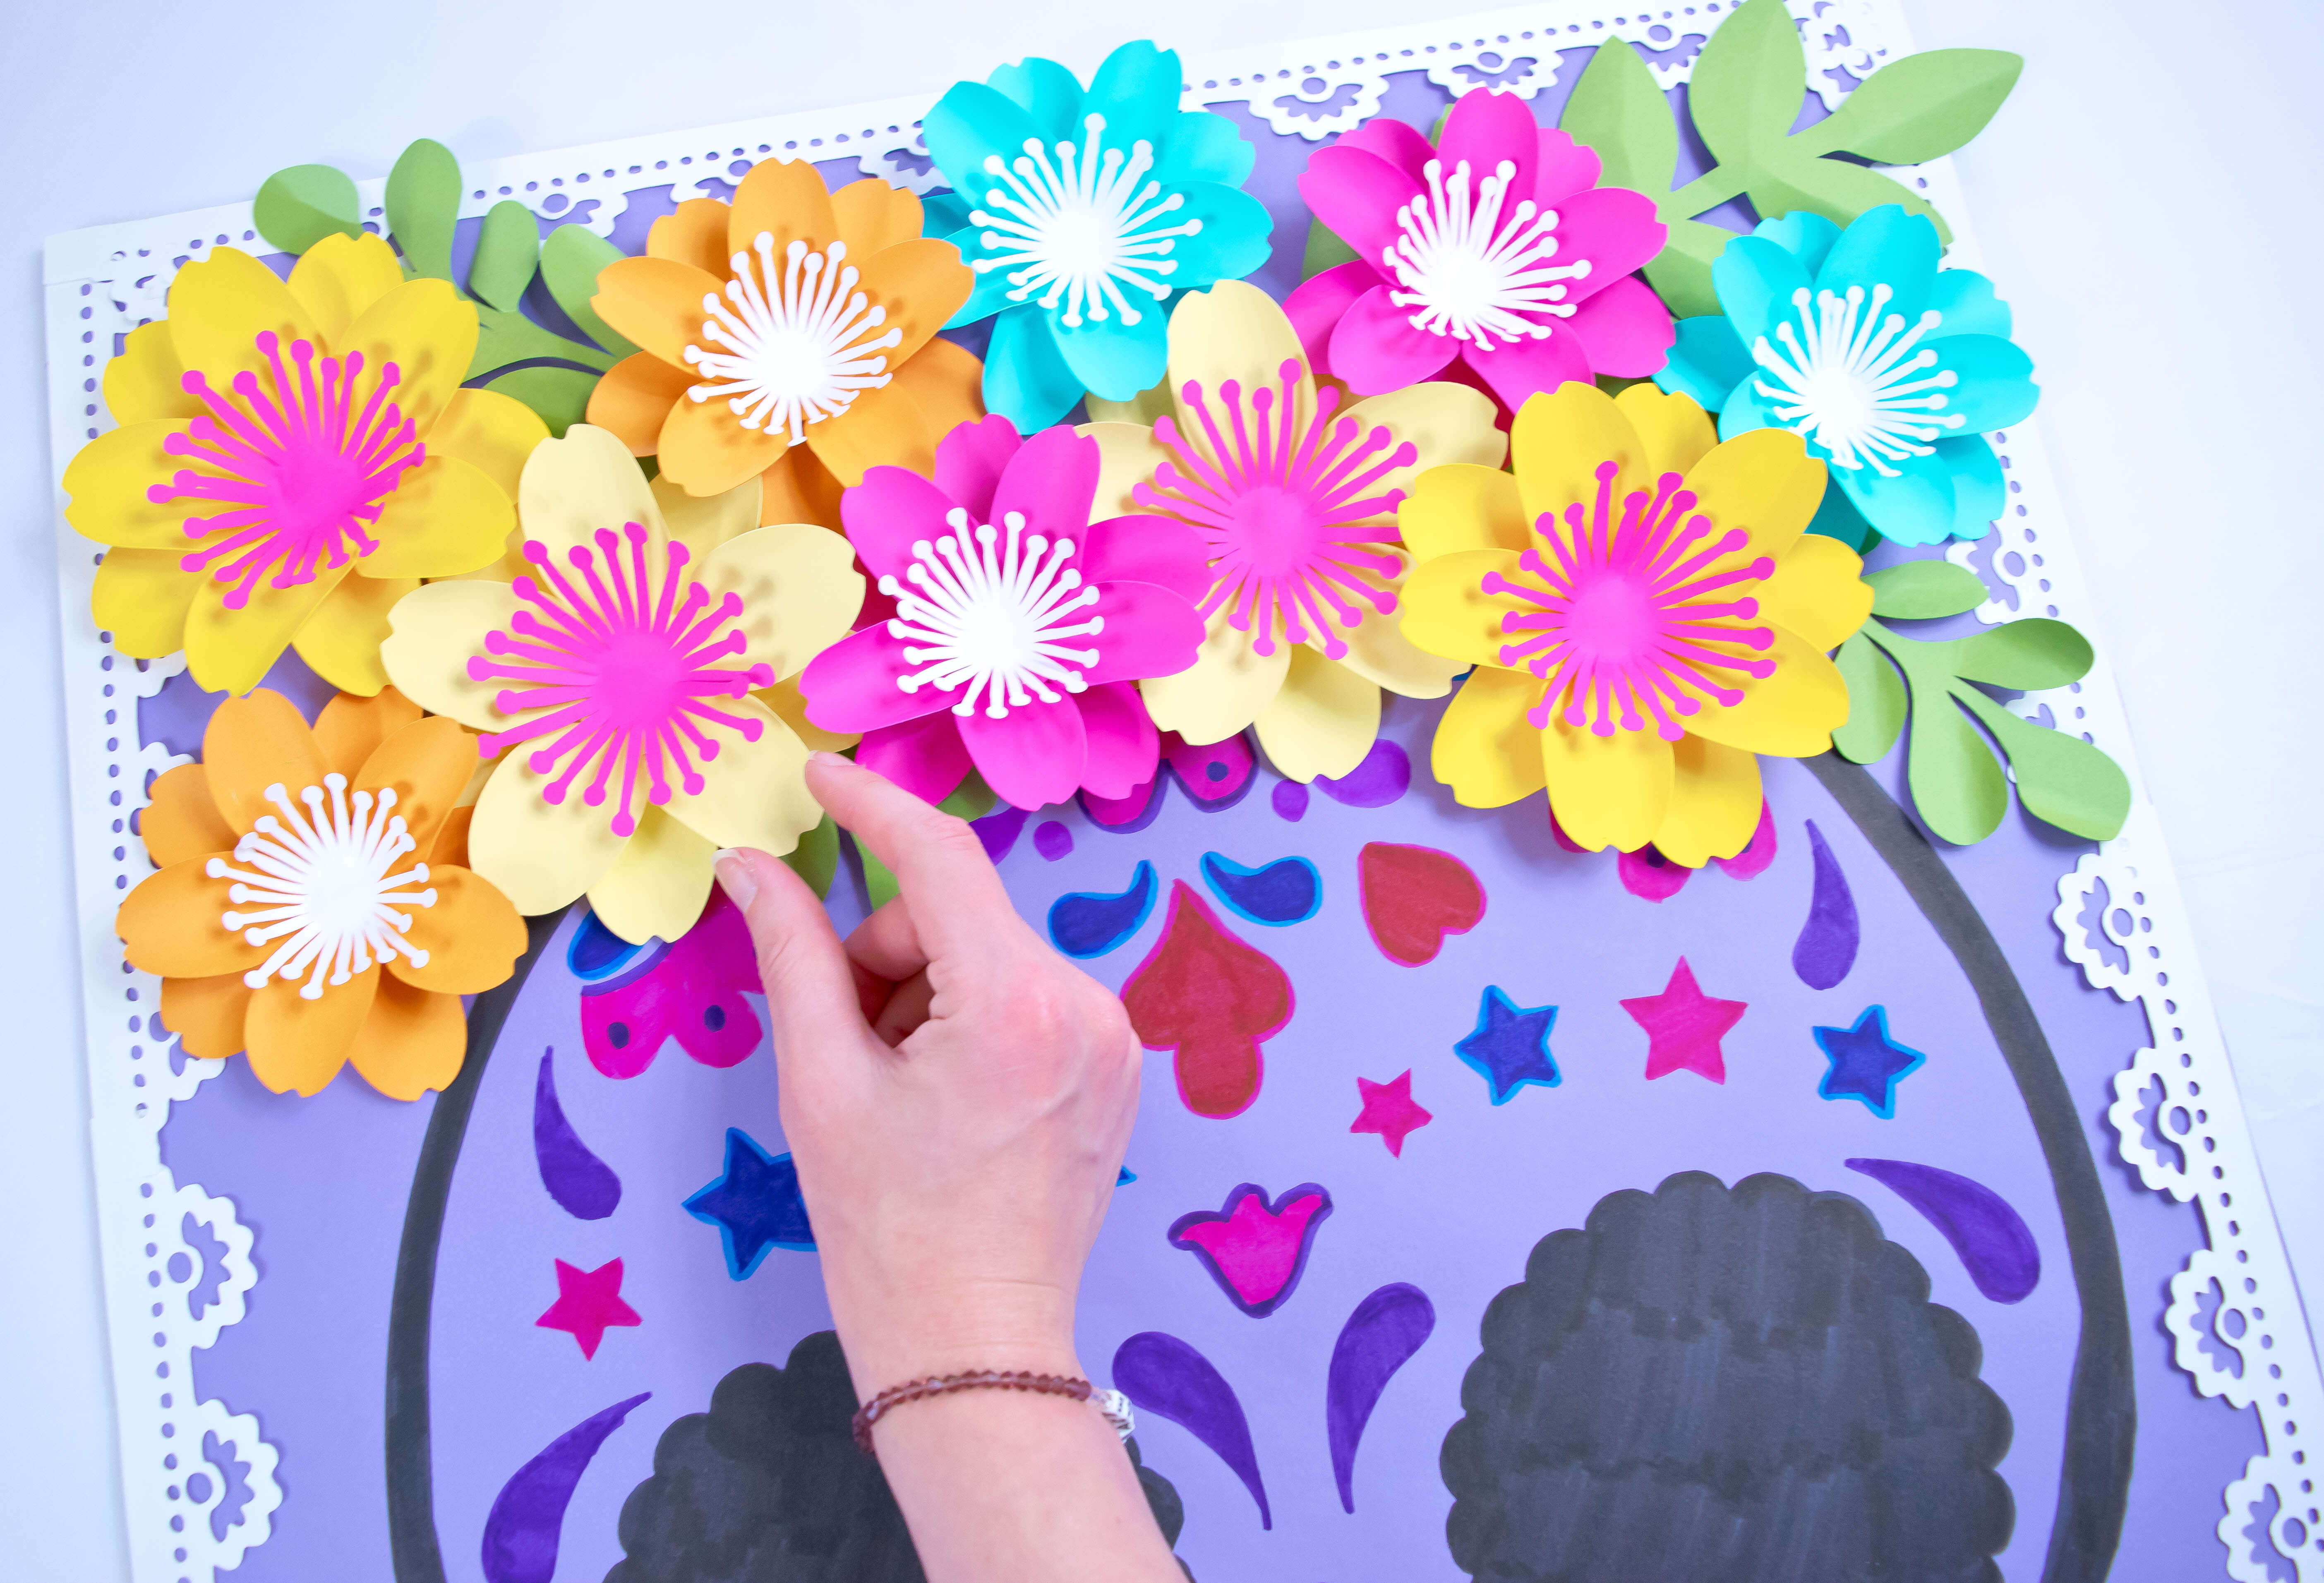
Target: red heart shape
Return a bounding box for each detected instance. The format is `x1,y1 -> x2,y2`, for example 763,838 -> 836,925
1358,842 -> 1486,967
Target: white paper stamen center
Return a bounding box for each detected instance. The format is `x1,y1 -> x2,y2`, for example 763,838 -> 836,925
1749,283 -> 1967,475
882,507 -> 1104,719
1382,158 -> 1591,349
686,233 -> 904,444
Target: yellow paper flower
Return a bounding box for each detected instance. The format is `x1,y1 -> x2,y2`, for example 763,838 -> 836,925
118,687 -> 527,1099
1399,383 -> 1873,863
380,424 -> 862,944
1080,281 -> 1502,781
586,158 -> 980,530
62,235 -> 546,695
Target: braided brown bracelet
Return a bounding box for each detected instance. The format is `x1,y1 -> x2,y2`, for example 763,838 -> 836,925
851,1370 -> 1135,1456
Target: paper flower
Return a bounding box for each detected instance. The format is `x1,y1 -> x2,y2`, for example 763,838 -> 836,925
380,425 -> 862,944
585,159 -> 980,527
921,40 -> 1274,432
801,418 -> 1208,810
63,235 -> 542,695
1079,281 -> 1498,781
1652,206 -> 2038,547
1399,382 -> 1872,863
117,687 -> 526,1098
1287,89 -> 1672,410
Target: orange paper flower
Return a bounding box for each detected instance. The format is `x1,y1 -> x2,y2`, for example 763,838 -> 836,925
118,688 -> 528,1099
588,160 -> 981,528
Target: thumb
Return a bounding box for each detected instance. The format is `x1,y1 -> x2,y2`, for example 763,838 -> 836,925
714,847 -> 869,1069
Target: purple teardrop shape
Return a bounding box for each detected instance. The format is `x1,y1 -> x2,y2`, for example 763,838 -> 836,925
1847,1157 -> 2041,1303
1793,819 -> 1861,990
480,1391 -> 650,1582
1326,1283 -> 1435,1512
1113,1331 -> 1270,1528
533,1050 -> 621,1221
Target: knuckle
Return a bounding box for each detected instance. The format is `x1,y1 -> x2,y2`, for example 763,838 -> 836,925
916,811 -> 985,863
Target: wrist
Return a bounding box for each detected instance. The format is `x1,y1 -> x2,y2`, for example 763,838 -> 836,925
828,1282 -> 1082,1398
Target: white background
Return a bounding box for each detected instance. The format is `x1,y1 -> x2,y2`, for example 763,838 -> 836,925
1,1 -> 2314,1575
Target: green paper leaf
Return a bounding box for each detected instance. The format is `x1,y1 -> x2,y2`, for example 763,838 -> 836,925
1743,147 -> 1952,244
1956,691 -> 2131,841
539,225 -> 640,358
1641,218 -> 1735,320
936,770 -> 999,823
1300,216 -> 1360,283
1807,49 -> 2023,165
386,138 -> 463,286
782,813 -> 840,899
1559,37 -> 1677,197
1949,619 -> 2094,691
1685,0 -> 1806,168
1866,560 -> 1986,619
1832,632 -> 1906,763
470,201 -> 541,314
1907,690 -> 2008,845
252,164 -> 361,256
482,366 -> 597,436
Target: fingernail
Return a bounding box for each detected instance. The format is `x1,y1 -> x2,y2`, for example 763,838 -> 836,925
712,848 -> 758,909
806,751 -> 852,772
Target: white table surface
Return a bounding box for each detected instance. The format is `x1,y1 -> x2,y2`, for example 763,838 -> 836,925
2,1 -> 2313,1573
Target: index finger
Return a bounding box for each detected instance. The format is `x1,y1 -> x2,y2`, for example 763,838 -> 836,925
803,753 -> 1028,961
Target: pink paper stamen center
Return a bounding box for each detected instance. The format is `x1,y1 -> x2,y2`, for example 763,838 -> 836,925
151,332 -> 424,609
470,523 -> 775,838
1137,358 -> 1409,659
1484,461 -> 1778,740
1381,158 -> 1592,350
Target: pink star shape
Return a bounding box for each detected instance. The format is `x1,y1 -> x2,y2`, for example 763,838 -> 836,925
1350,1069 -> 1434,1156
536,1257 -> 642,1360
1620,958 -> 1748,1084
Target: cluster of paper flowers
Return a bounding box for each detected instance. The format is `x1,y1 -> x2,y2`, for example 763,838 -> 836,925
74,41 -> 2042,1098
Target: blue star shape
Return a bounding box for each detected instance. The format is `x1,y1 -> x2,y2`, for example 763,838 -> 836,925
1813,1006 -> 1927,1118
684,1128 -> 815,1280
1455,986 -> 1561,1104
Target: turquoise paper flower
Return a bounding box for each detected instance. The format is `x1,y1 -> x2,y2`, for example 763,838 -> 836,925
1655,206 -> 2037,548
921,40 -> 1272,431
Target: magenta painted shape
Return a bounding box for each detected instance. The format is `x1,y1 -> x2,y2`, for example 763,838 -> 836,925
1711,801 -> 1780,878
1326,1283 -> 1435,1512
1168,1182 -> 1333,1317
1165,732 -> 1256,806
1847,1156 -> 2042,1303
534,1257 -> 641,1360
1112,1332 -> 1271,1528
580,891 -> 762,1079
1619,957 -> 1748,1084
480,1391 -> 649,1583
1350,1070 -> 1433,1158
1617,846 -> 1693,902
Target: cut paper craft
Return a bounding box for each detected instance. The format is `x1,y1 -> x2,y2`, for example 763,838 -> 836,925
480,1391 -> 650,1583
1325,1283 -> 1436,1513
532,1050 -> 621,1221
535,1257 -> 641,1360
1271,781 -> 1310,822
1357,842 -> 1485,966
1084,731 -> 1259,832
1199,851 -> 1322,927
581,890 -> 762,1079
1455,986 -> 1561,1104
1400,383 -> 1871,861
1814,1006 -> 1928,1118
1847,1157 -> 2041,1304
1314,739 -> 1414,808
1120,882 -> 1294,1119
1046,860 -> 1160,960
1033,821 -> 1074,861
1793,819 -> 1862,989
1351,1070 -> 1434,1157
1167,1182 -> 1334,1318
1112,1331 -> 1271,1529
684,1127 -> 816,1280
1620,958 -> 1749,1084
973,803 -> 1030,863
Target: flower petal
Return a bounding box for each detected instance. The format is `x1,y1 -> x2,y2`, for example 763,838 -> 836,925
1940,435 -> 2005,541
800,622 -> 938,733
353,715 -> 478,856
1084,40 -> 1179,152
1511,381 -> 1647,530
840,464 -> 964,582
292,568 -> 417,695
360,455 -> 515,580
1299,146 -> 1424,271
653,473 -> 761,558
160,973 -> 251,1061
285,232 -> 405,345
1432,666 -> 1548,807
1681,626 -> 1852,757
314,687 -> 424,777
697,523 -> 864,680
983,306 -> 1087,433
1754,533 -> 1871,652
1931,333 -> 2039,433
802,373 -> 937,487
428,387 -> 549,500
1541,717 -> 1672,852
1532,127 -> 1603,205
1926,267 -> 2012,340
960,696 -> 1086,810
1338,114 -> 1437,179
1552,187 -> 1667,297
1339,381 -> 1506,513
1074,679 -> 1161,799
593,256 -> 725,373
103,322 -> 199,425
244,970 -> 377,1096
343,971 -> 466,1100
856,711 -> 973,804
928,412 -> 1020,522
1834,446 -> 1958,547
832,179 -> 928,257
1614,384 -> 1719,478
853,237 -> 974,366
1401,547 -> 1527,666
142,763 -> 235,867
1438,86 -> 1540,202
889,334 -> 986,450
647,198 -> 732,274
1253,645 -> 1379,782
1053,310 -> 1169,405
1327,576 -> 1466,698
62,420 -> 202,549
1082,579 -> 1206,686
661,700 -> 820,852
1711,234 -> 1813,353
380,578 -> 520,732
1330,284 -> 1458,396
1652,736 -> 1764,866
1139,608 -> 1289,745
992,423 -> 1100,532
165,247 -> 321,394
1167,279 -> 1312,425
1560,274 -> 1676,377
1815,204 -> 1941,323
1083,420 -> 1171,519
119,858 -> 258,979
201,688 -> 328,834
1283,260 -> 1381,378
758,441 -> 847,531
341,278 -> 479,440
1683,425 -> 1826,577
391,863 -> 529,993
587,352 -> 693,455
184,562 -> 350,697
657,386 -> 791,498
93,550 -> 198,658
1655,314 -> 1756,412
1399,463 -> 1530,560
1078,515 -> 1209,600
468,753 -> 628,915
756,674 -> 858,752
729,156 -> 837,261
582,808 -> 715,945
519,422 -> 665,561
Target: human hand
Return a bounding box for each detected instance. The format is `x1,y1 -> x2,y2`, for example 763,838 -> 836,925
711,753 -> 1141,1396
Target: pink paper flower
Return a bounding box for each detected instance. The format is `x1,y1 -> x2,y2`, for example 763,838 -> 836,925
802,417 -> 1209,810
1288,89 -> 1673,411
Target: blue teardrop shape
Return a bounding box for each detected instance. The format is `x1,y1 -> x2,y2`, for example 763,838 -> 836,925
1199,851 -> 1321,926
567,907 -> 647,981
1047,861 -> 1160,959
